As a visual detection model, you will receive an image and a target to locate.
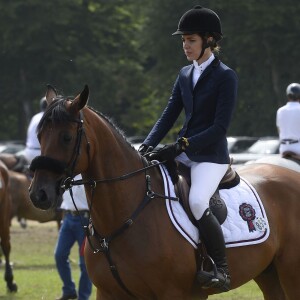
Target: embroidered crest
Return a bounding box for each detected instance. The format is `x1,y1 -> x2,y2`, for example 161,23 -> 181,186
239,203 -> 256,232
253,216 -> 267,232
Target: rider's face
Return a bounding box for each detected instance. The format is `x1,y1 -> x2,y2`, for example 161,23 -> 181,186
182,34 -> 203,61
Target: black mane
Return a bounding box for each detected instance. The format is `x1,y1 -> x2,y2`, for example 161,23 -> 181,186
37,95 -> 133,148
37,96 -> 70,134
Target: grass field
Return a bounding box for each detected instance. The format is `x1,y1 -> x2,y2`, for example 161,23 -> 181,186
0,220 -> 264,299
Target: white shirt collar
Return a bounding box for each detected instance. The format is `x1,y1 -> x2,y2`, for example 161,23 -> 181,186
193,54 -> 215,72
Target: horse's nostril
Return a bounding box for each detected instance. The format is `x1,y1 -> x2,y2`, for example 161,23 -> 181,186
30,189 -> 52,210
39,189 -> 48,202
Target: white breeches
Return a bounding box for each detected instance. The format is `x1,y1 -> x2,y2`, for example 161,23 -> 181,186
176,153 -> 228,220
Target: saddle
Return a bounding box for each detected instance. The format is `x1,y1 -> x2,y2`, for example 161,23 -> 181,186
172,162 -> 240,226
12,154 -> 29,173
282,151 -> 300,165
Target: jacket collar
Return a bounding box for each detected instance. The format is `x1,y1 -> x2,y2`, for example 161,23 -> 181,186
181,57 -> 220,91
193,57 -> 220,89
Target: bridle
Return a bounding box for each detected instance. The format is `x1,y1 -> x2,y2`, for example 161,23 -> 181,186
30,106 -> 178,298
30,111 -> 88,178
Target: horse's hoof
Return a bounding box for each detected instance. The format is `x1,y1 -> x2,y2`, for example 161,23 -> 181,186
7,282 -> 18,293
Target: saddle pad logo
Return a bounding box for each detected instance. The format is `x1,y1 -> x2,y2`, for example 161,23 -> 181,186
239,203 -> 256,232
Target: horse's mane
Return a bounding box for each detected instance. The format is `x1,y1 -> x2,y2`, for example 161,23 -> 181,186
37,95 -> 134,149
88,106 -> 129,142
37,96 -> 68,134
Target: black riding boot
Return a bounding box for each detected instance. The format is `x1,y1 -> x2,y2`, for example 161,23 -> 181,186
196,208 -> 231,291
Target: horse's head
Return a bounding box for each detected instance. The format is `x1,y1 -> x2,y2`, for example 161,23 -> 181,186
29,84 -> 90,210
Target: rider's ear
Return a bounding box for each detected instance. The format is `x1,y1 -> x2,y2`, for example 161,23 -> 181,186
71,85 -> 89,112
45,84 -> 57,104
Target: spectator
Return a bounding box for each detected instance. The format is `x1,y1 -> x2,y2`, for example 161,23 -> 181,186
22,96 -> 47,163
55,174 -> 92,300
276,83 -> 300,155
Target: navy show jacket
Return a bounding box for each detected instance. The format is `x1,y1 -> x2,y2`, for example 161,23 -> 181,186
143,58 -> 238,164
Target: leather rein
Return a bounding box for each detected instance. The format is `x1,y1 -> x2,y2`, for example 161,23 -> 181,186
31,108 -> 178,298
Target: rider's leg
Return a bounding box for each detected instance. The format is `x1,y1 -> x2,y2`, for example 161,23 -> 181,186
189,162 -> 230,291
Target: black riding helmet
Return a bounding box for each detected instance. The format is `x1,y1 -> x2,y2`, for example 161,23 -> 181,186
173,6 -> 222,60
286,83 -> 300,100
172,5 -> 222,41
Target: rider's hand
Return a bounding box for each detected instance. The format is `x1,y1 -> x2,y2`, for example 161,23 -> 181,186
149,142 -> 181,162
138,144 -> 151,155
148,138 -> 189,162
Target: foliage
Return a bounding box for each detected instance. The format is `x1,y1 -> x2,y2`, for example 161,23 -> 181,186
0,0 -> 299,141
0,0 -> 146,138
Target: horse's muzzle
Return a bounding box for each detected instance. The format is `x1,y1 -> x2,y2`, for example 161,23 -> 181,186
29,177 -> 64,210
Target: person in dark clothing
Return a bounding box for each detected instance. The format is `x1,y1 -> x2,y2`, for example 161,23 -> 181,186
139,5 -> 238,292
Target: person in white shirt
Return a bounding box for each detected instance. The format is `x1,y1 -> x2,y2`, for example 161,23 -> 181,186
276,83 -> 300,155
54,174 -> 92,300
22,97 -> 47,163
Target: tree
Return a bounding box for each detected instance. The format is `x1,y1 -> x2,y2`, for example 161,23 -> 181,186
0,0 -> 299,141
134,0 -> 300,138
0,0 -> 146,139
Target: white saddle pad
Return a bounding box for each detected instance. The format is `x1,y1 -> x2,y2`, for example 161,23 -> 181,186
158,164 -> 270,249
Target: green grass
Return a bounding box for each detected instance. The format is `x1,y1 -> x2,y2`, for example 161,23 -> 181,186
0,220 -> 264,299
0,220 -> 97,300
209,280 -> 263,300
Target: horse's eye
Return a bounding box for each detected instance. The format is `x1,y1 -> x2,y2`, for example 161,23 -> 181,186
63,133 -> 73,143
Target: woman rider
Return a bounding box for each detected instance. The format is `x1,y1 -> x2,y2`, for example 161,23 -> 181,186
139,6 -> 238,292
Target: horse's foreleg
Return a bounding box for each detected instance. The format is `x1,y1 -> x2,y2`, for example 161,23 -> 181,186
254,263 -> 286,300
0,230 -> 17,292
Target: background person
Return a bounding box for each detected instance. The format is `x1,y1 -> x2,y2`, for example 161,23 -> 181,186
139,5 -> 237,292
21,96 -> 47,164
276,83 -> 300,155
55,174 -> 92,300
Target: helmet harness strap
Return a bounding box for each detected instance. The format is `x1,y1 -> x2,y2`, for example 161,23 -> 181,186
197,35 -> 212,61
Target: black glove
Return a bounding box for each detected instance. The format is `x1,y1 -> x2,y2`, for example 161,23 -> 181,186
138,144 -> 152,156
149,142 -> 183,162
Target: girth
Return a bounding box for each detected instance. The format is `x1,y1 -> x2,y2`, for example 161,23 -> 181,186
282,151 -> 300,164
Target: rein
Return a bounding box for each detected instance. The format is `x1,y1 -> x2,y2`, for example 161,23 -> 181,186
61,159 -> 167,189
31,106 -> 178,297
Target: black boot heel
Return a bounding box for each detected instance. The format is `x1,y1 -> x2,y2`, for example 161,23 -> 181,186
196,208 -> 231,292
197,255 -> 230,291
197,269 -> 231,291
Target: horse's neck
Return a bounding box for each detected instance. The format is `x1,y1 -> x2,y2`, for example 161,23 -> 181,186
86,129 -> 145,235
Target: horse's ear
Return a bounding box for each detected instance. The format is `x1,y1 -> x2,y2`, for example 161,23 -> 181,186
45,84 -> 58,105
72,85 -> 89,111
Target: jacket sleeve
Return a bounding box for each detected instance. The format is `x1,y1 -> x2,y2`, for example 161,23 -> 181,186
187,68 -> 238,153
143,76 -> 183,148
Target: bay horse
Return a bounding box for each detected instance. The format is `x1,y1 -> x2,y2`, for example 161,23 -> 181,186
0,154 -> 62,228
0,160 -> 17,292
8,170 -> 61,228
246,155 -> 300,173
29,85 -> 300,299
0,153 -> 28,173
